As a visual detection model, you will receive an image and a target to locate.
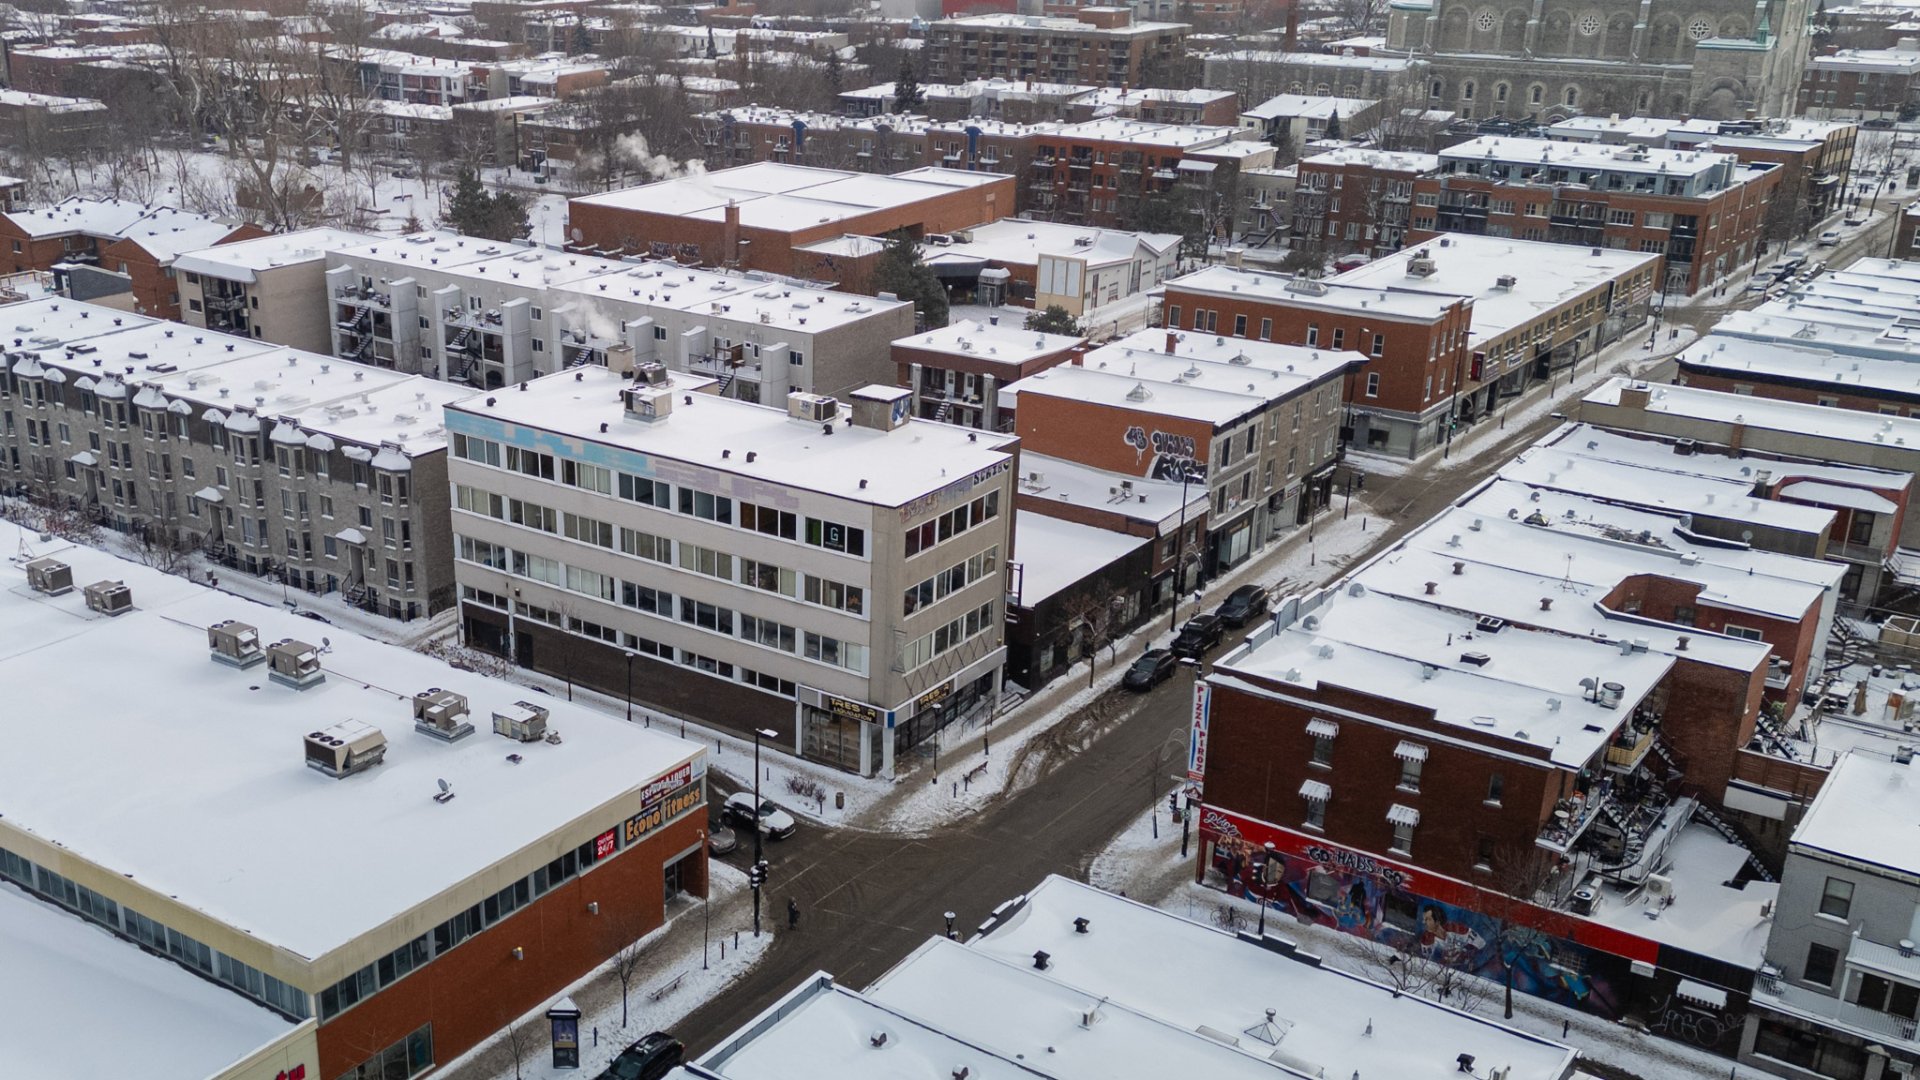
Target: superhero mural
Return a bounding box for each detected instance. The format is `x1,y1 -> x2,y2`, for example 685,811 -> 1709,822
1203,805 -> 1639,1021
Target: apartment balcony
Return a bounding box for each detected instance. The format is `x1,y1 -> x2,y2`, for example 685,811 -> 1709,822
1604,726 -> 1656,773
445,306 -> 505,330
1068,158 -> 1092,171
1756,976 -> 1920,1050
203,291 -> 248,313
1536,780 -> 1617,854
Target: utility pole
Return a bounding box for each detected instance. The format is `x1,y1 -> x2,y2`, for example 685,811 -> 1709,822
750,726 -> 777,936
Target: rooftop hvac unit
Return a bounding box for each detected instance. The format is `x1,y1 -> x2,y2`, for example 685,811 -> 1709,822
413,687 -> 475,742
1597,681 -> 1625,709
493,700 -> 550,742
24,557 -> 72,596
634,362 -> 670,386
208,620 -> 265,668
304,720 -> 387,779
1475,615 -> 1506,634
266,638 -> 326,690
787,392 -> 839,424
1570,886 -> 1598,915
82,579 -> 132,616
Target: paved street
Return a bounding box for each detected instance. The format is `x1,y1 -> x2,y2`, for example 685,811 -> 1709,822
672,329 -> 1688,1054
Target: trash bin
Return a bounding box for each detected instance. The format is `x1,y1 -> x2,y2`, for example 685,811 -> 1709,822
835,791 -> 845,810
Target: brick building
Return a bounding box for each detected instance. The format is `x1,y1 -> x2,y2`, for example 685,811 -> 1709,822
0,527 -> 709,1080
96,208 -> 267,321
1027,117 -> 1250,229
1003,328 -> 1357,578
1160,263 -> 1475,458
1404,137 -> 1783,295
1799,41 -> 1920,116
565,163 -> 1013,282
175,227 -> 375,354
921,10 -> 1191,89
1289,147 -> 1438,259
696,108 -> 933,173
1068,86 -> 1243,126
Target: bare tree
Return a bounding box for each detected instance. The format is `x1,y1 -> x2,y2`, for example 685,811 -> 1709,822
132,526 -> 195,576
1482,843 -> 1562,1019
1360,934 -> 1498,1014
501,1013 -> 530,1080
1059,585 -> 1123,687
607,908 -> 652,1030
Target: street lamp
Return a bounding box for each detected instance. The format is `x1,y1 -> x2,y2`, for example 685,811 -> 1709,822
751,726 -> 778,937
624,650 -> 636,725
1255,840 -> 1276,937
930,702 -> 944,786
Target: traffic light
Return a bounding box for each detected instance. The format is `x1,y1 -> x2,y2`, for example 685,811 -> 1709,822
749,860 -> 769,888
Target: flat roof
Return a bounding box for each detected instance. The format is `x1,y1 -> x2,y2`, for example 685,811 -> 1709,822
1586,376 -> 1920,453
450,367 -> 1018,507
547,260 -> 914,335
969,877 -> 1579,1080
0,885 -> 297,1079
1222,588 -> 1669,767
1003,363 -> 1265,426
110,207 -> 245,262
1540,422 -> 1909,497
571,162 -> 1004,228
925,218 -> 1181,269
1679,333 -> 1920,401
1045,117 -> 1238,149
895,318 -> 1083,365
1012,513 -> 1148,606
936,12 -> 1189,34
1079,327 -> 1361,400
1241,93 -> 1375,121
0,519 -> 704,960
174,228 -> 375,283
1792,749 -> 1920,875
1167,264 -> 1467,322
1301,146 -> 1438,172
1331,235 -> 1660,347
1440,136 -> 1741,180
3,197 -> 167,240
1581,822 -> 1777,967
1211,48 -> 1417,70
1018,451 -> 1209,533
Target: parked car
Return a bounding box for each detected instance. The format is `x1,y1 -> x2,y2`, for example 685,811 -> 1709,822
1818,230 -> 1842,247
1215,584 -> 1271,628
597,1032 -> 684,1080
724,792 -> 797,840
1170,614 -> 1225,659
707,822 -> 739,855
1122,648 -> 1178,692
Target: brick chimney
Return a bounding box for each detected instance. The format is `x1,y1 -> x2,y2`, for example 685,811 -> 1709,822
1166,330 -> 1179,353
723,201 -> 741,268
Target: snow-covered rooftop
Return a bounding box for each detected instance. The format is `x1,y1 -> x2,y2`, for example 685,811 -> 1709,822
935,11 -> 1189,35
571,163 -> 1006,229
0,884 -> 298,1079
970,877 -> 1580,1080
173,227 -> 374,283
2,197 -> 167,240
1017,451 -> 1209,533
108,206 -> 247,262
1792,748 -> 1920,875
1332,235 -> 1659,349
1044,117 -> 1238,150
547,260 -> 913,335
453,367 -> 1018,507
1679,333 -> 1920,404
0,519 -> 703,961
1240,93 -> 1375,122
1585,377 -> 1920,453
1167,264 -> 1467,322
1537,423 -> 1909,503
1300,146 -> 1438,172
1500,436 -> 1837,536
1580,822 -> 1777,967
923,218 -> 1181,269
894,319 -> 1082,365
1439,136 -> 1746,185
1011,513 -> 1148,607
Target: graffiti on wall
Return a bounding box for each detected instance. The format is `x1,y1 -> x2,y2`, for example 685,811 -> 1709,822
1203,808 -> 1628,1020
1124,425 -> 1206,483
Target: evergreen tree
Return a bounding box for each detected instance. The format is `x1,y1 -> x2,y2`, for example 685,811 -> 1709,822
873,231 -> 948,329
1323,110 -> 1343,141
441,169 -> 531,243
1024,304 -> 1081,337
826,50 -> 845,98
893,58 -> 924,115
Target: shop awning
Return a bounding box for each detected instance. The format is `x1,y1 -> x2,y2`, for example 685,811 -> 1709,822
1305,718 -> 1338,739
1386,804 -> 1420,827
1393,740 -> 1428,762
193,486 -> 223,504
1299,779 -> 1331,803
1675,979 -> 1728,1009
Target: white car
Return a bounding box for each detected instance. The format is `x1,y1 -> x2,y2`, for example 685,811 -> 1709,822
724,792 -> 797,840
1818,231 -> 1842,246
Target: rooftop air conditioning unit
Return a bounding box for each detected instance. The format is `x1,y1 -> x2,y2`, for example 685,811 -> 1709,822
304,720 -> 388,779
1644,873 -> 1674,901
83,579 -> 132,616
24,557 -> 72,596
1597,681 -> 1625,709
493,700 -> 550,742
266,638 -> 326,690
208,620 -> 265,668
634,362 -> 670,386
787,392 -> 839,423
413,687 -> 475,742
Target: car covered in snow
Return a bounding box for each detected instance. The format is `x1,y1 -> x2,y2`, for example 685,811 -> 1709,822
724,792 -> 796,840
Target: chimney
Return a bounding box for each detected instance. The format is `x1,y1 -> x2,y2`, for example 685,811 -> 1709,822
1166,330 -> 1179,353
1729,418 -> 1747,455
723,201 -> 741,268
1617,382 -> 1652,410
1284,0 -> 1300,51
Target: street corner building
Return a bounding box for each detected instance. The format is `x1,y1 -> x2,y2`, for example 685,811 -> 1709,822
445,366 -> 1019,777
0,520 -> 711,1080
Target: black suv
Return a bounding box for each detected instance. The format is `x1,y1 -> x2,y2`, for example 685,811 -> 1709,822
1215,584 -> 1271,628
1170,614 -> 1225,659
1122,648 -> 1178,691
598,1032 -> 684,1080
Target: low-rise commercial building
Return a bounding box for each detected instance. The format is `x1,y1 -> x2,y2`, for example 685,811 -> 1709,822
0,524 -> 708,1080
446,368 -> 1017,775
917,217 -> 1182,316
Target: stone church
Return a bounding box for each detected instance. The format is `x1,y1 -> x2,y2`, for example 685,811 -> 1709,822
1383,0 -> 1815,119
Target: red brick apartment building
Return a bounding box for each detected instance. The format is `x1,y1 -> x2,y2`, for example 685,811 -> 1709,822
921,9 -> 1190,89
1066,86 -> 1243,127
0,199 -> 262,317
1026,117 -> 1246,229
893,318 -> 1084,429
1405,137 -> 1781,296
1798,43 -> 1920,116
1289,147 -> 1437,259
566,162 -> 1013,280
1161,264 -> 1473,458
97,209 -> 266,320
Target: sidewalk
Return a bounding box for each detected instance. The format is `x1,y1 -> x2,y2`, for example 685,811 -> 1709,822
435,862 -> 774,1080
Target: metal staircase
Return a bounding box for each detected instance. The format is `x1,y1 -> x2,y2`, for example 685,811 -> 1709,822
1692,802 -> 1776,882
1825,618 -> 1868,675
933,400 -> 953,423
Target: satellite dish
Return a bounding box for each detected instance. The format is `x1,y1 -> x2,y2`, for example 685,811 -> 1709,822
322,636 -> 332,650
1741,530 -> 1754,543
437,778 -> 451,794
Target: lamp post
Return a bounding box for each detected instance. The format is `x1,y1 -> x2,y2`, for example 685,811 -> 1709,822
751,726 -> 778,937
1255,840 -> 1275,937
624,650 -> 635,725
1168,463 -> 1205,634
930,702 -> 944,786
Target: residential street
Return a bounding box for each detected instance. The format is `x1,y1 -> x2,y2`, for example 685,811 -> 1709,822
672,314 -> 1702,1054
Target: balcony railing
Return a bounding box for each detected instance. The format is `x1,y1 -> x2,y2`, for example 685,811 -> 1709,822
1756,977 -> 1920,1049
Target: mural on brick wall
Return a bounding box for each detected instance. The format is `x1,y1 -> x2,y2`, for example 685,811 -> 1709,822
1204,807 -> 1630,1018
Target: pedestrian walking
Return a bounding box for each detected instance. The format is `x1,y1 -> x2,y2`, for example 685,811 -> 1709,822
1192,588 -> 1203,608
787,897 -> 800,930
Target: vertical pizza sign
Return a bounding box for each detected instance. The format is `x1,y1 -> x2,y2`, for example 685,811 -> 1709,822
1188,680 -> 1211,782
